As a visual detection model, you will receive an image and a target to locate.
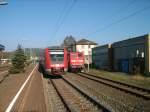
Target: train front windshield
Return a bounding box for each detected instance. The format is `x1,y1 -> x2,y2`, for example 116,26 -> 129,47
71,52 -> 83,58
50,53 -> 64,63
71,53 -> 77,58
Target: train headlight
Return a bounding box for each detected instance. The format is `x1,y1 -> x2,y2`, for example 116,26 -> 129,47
71,60 -> 76,62
78,60 -> 83,62
55,64 -> 60,67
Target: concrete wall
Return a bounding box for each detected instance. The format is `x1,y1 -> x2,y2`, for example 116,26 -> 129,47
76,44 -> 97,64
76,45 -> 96,55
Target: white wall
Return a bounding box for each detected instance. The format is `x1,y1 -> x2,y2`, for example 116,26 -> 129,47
76,44 -> 97,64
76,45 -> 96,55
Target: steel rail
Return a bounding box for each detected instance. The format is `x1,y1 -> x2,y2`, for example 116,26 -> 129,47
49,79 -> 71,112
62,77 -> 111,112
78,72 -> 150,100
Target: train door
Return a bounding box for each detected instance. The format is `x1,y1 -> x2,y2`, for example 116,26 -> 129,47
121,59 -> 129,73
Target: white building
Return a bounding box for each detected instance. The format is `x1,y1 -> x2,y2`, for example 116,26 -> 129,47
76,39 -> 97,64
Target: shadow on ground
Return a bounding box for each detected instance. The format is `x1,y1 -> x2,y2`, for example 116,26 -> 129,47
38,68 -> 62,79
43,73 -> 62,79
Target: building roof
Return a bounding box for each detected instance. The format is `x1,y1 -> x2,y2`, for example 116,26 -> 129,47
93,44 -> 111,50
76,39 -> 97,45
0,44 -> 5,51
112,34 -> 148,48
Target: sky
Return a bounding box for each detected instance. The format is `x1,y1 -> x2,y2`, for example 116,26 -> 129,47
0,0 -> 150,51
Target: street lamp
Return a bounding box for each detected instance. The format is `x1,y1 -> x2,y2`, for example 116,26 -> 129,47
0,0 -> 8,5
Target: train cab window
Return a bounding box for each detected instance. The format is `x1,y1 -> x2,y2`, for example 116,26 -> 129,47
50,54 -> 64,62
71,53 -> 76,58
78,53 -> 82,57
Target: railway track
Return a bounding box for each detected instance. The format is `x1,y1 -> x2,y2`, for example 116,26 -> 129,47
48,77 -> 110,112
79,72 -> 150,100
64,73 -> 149,112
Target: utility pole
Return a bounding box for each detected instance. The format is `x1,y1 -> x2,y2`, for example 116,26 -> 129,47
87,42 -> 90,72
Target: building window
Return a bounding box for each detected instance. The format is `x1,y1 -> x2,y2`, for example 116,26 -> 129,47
86,56 -> 88,60
141,52 -> 144,58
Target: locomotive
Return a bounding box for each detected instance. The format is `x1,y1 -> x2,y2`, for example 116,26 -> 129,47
68,52 -> 84,72
39,47 -> 84,75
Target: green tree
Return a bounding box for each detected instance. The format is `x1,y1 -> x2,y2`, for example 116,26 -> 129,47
9,45 -> 26,74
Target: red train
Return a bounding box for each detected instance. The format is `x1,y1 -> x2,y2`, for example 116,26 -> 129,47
39,47 -> 84,75
39,47 -> 68,75
68,52 -> 84,72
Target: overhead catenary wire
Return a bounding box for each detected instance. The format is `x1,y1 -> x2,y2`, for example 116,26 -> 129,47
85,5 -> 150,37
109,0 -> 138,18
51,1 -> 69,38
78,0 -> 138,36
52,0 -> 77,38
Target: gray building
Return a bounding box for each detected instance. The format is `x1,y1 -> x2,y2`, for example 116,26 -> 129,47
92,34 -> 150,75
62,36 -> 76,52
0,44 -> 5,51
24,48 -> 42,60
0,44 -> 5,65
113,34 -> 150,74
92,44 -> 113,71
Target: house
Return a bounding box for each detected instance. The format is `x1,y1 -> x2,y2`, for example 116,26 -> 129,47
76,39 -> 97,64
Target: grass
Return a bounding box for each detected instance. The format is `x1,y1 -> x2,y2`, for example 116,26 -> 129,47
88,69 -> 150,89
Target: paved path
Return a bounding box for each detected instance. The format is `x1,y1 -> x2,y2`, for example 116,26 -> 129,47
11,66 -> 47,111
0,64 -> 46,112
0,70 -> 8,82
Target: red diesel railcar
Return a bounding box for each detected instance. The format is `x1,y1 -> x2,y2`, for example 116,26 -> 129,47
39,47 -> 68,75
69,52 -> 84,72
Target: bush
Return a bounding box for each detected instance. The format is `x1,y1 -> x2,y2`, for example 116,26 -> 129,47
9,67 -> 20,74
